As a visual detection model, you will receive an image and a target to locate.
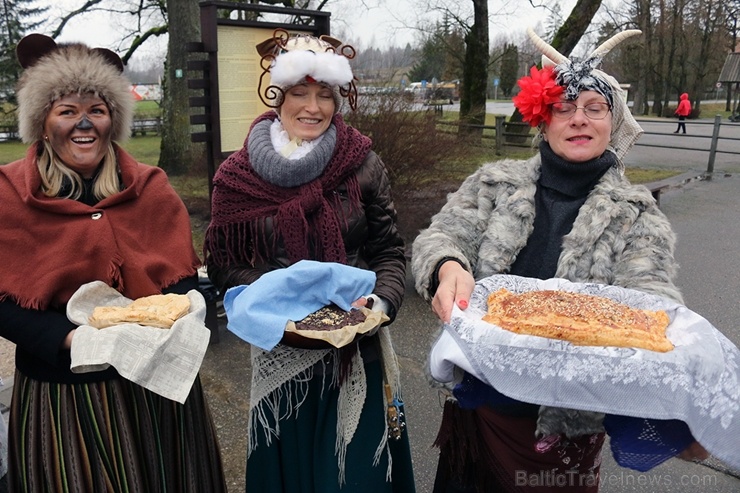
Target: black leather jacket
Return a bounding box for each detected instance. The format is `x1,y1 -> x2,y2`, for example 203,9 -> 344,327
206,150 -> 406,321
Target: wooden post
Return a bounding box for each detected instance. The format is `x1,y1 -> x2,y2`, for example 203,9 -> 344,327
706,114 -> 721,177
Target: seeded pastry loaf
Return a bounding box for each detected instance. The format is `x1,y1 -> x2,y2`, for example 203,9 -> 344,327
88,293 -> 191,329
482,288 -> 673,352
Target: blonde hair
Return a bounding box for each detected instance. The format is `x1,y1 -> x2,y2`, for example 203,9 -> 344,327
37,140 -> 120,200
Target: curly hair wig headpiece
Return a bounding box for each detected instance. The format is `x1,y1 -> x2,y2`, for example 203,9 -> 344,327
255,29 -> 358,112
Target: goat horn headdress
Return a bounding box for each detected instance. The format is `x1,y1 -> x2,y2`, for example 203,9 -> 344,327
514,26 -> 645,168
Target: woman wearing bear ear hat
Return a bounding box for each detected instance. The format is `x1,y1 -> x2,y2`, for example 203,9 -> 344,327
0,34 -> 226,492
412,28 -> 708,492
204,30 -> 415,492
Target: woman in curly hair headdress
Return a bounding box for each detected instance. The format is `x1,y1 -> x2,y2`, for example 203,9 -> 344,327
412,27 -> 708,492
203,30 -> 415,493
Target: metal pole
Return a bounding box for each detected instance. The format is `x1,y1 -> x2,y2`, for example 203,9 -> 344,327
707,114 -> 721,177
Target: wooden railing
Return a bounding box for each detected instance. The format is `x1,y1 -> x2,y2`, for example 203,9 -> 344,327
0,118 -> 162,141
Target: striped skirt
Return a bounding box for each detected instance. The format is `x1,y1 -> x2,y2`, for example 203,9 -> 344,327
7,370 -> 226,493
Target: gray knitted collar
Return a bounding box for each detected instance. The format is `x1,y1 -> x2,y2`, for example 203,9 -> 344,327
247,119 -> 337,187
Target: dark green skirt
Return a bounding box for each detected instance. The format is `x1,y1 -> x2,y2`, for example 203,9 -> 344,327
7,370 -> 226,493
246,358 -> 416,493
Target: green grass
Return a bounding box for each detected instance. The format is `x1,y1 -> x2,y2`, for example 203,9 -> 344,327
625,168 -> 677,183
0,130 -> 676,186
0,141 -> 27,164
119,136 -> 161,165
134,100 -> 162,115
0,135 -> 160,165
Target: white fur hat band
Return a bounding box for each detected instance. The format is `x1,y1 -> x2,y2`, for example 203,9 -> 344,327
269,50 -> 353,89
15,33 -> 134,144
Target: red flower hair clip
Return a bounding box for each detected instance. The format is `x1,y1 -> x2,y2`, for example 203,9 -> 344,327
512,66 -> 564,127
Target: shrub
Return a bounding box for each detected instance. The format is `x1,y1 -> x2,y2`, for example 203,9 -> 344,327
345,92 -> 463,194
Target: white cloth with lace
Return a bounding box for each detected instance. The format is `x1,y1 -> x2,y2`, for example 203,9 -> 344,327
429,274 -> 740,469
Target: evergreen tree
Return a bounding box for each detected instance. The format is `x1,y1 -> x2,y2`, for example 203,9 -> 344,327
499,43 -> 519,97
407,28 -> 449,82
0,0 -> 47,104
407,13 -> 464,84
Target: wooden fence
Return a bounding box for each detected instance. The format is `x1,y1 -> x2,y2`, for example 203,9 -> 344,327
0,117 -> 162,142
436,113 -> 740,176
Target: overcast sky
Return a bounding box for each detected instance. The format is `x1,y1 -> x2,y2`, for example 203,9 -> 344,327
49,0 -> 600,68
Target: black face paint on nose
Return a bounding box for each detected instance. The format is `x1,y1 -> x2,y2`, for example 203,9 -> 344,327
76,115 -> 93,130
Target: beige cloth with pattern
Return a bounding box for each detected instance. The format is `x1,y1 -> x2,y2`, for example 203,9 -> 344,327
66,281 -> 211,404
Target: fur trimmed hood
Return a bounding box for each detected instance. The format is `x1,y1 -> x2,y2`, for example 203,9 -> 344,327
15,34 -> 134,143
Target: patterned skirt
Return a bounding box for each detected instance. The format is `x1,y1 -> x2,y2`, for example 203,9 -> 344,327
7,370 -> 226,493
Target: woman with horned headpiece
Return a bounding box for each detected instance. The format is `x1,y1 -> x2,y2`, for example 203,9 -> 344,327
412,27 -> 708,492
203,30 -> 415,492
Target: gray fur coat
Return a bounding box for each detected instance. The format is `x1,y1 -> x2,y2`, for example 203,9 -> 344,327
411,152 -> 682,304
411,152 -> 682,438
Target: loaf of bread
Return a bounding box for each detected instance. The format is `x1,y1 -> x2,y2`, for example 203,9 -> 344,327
88,293 -> 190,329
482,288 -> 673,352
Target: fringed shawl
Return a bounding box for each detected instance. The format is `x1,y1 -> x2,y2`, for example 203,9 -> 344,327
204,112 -> 371,267
0,143 -> 200,310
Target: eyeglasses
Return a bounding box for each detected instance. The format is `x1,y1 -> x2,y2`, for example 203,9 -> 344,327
550,102 -> 611,120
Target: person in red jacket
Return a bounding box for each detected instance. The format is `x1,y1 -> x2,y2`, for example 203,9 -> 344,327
674,92 -> 692,134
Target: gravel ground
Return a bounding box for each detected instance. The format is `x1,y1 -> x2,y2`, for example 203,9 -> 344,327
0,338 -> 13,383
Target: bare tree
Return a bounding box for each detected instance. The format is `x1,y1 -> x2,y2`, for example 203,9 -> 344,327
688,0 -> 731,114
459,0 -> 488,128
621,0 -> 731,117
48,0 -> 334,175
158,0 -> 201,175
546,0 -> 604,55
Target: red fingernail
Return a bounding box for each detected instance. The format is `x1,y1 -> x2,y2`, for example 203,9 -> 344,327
458,300 -> 468,309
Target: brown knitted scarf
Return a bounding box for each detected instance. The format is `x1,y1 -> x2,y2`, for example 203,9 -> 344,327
205,112 -> 371,267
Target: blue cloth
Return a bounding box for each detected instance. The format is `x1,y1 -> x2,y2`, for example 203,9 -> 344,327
223,260 -> 376,350
604,415 -> 695,472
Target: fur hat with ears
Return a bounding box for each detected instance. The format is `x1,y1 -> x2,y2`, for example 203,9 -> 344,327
256,29 -> 357,112
15,33 -> 134,144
